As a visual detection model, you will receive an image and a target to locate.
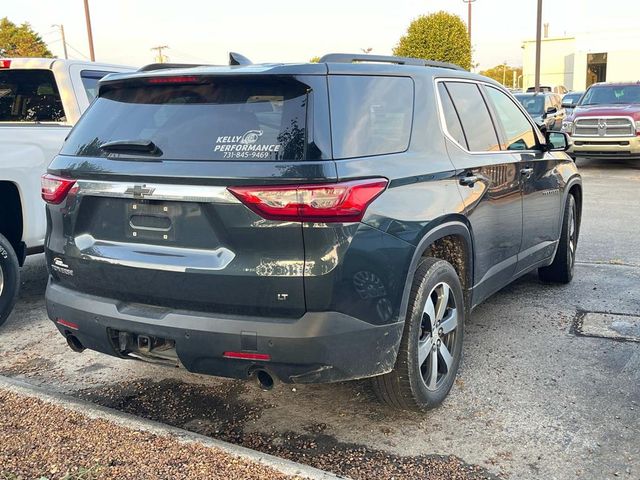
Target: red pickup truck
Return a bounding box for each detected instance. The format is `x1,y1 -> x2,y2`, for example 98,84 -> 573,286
562,82 -> 640,160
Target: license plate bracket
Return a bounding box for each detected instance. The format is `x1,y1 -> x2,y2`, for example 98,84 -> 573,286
126,201 -> 178,242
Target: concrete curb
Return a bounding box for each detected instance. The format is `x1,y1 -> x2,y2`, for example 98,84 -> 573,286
0,375 -> 343,480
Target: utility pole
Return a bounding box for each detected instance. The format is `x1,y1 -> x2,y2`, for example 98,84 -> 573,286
83,0 -> 95,61
151,45 -> 169,63
534,0 -> 543,93
52,24 -> 68,59
502,61 -> 507,86
462,0 -> 476,44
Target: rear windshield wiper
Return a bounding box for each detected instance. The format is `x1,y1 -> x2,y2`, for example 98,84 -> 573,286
100,139 -> 162,156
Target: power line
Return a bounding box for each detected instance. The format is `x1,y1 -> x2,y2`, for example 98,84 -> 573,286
65,41 -> 90,60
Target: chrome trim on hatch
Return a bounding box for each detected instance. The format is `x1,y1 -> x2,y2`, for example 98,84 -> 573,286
76,180 -> 240,203
75,234 -> 236,273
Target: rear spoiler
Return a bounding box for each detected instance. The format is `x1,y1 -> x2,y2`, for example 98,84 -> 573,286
138,52 -> 253,72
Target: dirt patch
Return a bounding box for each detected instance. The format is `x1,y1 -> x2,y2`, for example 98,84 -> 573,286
0,388 -> 292,480
79,379 -> 499,480
79,378 -> 267,443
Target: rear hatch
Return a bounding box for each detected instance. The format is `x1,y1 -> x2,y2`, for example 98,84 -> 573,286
47,70 -> 333,318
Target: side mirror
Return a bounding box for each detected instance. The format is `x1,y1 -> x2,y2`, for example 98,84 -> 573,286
545,131 -> 572,152
546,106 -> 558,114
561,102 -> 573,108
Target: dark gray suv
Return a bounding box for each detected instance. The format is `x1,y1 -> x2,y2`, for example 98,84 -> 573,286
42,54 -> 582,410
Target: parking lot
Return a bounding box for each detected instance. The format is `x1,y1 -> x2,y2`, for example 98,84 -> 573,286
1,158 -> 638,479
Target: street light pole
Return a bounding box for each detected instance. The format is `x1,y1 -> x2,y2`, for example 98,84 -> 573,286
534,0 -> 543,93
83,0 -> 96,61
52,24 -> 68,59
462,0 -> 476,44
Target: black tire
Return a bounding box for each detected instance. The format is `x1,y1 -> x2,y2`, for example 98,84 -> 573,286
0,233 -> 20,328
372,257 -> 465,411
539,194 -> 578,284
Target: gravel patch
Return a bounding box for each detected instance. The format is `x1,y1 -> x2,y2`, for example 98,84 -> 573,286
0,388 -> 294,480
79,379 -> 499,480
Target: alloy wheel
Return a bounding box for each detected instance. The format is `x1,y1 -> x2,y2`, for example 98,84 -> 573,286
417,282 -> 459,391
0,264 -> 4,297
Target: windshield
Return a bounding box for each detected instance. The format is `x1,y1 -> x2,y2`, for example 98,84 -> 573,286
579,85 -> 640,105
514,95 -> 544,115
562,92 -> 582,105
62,76 -> 309,161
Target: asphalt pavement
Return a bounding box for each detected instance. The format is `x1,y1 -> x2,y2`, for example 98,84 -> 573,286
1,157 -> 638,479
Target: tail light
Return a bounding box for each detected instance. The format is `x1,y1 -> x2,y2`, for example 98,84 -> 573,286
41,174 -> 76,204
228,178 -> 388,223
0,59 -> 11,68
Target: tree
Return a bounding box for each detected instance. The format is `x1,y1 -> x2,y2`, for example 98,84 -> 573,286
309,56 -> 321,63
393,11 -> 471,71
0,17 -> 52,58
479,64 -> 523,88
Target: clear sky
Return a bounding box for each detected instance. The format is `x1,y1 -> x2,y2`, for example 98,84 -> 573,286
3,0 -> 639,70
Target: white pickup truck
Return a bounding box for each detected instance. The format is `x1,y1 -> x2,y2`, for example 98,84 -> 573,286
0,58 -> 131,326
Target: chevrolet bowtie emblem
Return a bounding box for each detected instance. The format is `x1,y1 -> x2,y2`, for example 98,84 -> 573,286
125,185 -> 155,199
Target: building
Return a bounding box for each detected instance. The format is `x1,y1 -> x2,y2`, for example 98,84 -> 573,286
521,29 -> 640,91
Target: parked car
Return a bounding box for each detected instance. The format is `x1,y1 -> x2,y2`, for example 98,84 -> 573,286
561,91 -> 584,116
562,82 -> 640,159
514,92 -> 565,131
526,85 -> 568,94
0,58 -> 131,327
43,53 -> 582,410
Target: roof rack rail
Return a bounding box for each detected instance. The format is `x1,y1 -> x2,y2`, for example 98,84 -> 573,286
318,53 -> 465,71
137,63 -> 207,72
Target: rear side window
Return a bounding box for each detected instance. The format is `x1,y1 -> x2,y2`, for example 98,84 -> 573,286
438,83 -> 467,149
81,70 -> 114,102
329,76 -> 413,158
62,77 -> 308,161
0,69 -> 65,122
444,82 -> 500,152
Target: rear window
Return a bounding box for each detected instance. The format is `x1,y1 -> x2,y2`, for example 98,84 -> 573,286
62,77 -> 308,161
329,76 -> 414,158
0,69 -> 65,122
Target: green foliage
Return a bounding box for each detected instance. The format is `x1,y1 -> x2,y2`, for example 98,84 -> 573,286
479,64 -> 523,87
309,56 -> 321,63
393,11 -> 471,70
0,17 -> 53,58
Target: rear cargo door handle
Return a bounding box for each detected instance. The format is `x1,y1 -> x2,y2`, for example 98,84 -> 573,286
520,167 -> 534,177
459,175 -> 479,187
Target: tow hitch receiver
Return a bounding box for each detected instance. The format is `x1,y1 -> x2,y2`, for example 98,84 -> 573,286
114,330 -> 178,366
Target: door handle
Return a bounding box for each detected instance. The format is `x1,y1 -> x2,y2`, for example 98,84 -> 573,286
520,167 -> 534,176
459,175 -> 479,187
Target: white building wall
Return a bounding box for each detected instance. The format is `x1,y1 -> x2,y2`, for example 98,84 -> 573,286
522,37 -> 576,90
606,51 -> 640,84
522,29 -> 640,92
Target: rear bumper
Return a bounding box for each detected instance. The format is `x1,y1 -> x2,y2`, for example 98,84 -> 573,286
570,135 -> 640,159
46,280 -> 403,384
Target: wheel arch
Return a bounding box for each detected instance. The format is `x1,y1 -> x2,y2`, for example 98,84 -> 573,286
0,181 -> 24,257
398,218 -> 475,324
562,176 -> 582,237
